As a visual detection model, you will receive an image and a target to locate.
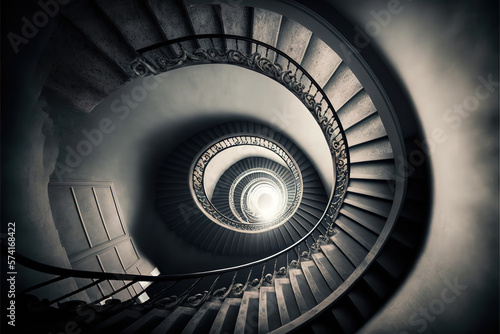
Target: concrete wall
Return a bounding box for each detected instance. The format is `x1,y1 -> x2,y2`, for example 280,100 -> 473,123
321,0 -> 499,332
1,4 -> 86,301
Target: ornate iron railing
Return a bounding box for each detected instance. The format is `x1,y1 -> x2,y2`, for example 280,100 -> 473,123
10,34 -> 351,328
189,134 -> 303,232
132,34 -> 349,236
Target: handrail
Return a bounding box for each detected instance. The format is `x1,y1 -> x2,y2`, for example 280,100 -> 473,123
14,34 -> 350,307
188,134 -> 303,232
133,34 -> 350,236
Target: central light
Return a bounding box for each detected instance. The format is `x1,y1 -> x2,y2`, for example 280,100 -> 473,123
244,182 -> 285,223
256,190 -> 281,219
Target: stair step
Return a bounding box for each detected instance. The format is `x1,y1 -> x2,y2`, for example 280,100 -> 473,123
350,161 -> 396,181
295,207 -> 323,227
311,252 -> 343,291
185,4 -> 224,50
343,194 -> 392,218
121,308 -> 171,334
324,62 -> 363,111
345,114 -> 387,147
376,240 -> 408,279
336,90 -> 376,129
301,192 -> 328,203
330,298 -> 363,334
347,180 -> 395,200
320,244 -> 355,281
234,290 -> 259,334
258,287 -> 281,333
310,311 -> 340,334
362,264 -> 393,300
95,0 -> 165,50
349,135 -> 393,160
351,152 -> 394,164
274,278 -> 301,325
182,301 -> 222,333
301,260 -> 332,303
151,306 -> 197,334
300,197 -> 327,213
209,298 -> 241,334
347,282 -> 378,319
289,268 -> 317,313
89,309 -> 141,334
44,20 -> 127,113
62,1 -> 136,75
331,229 -> 368,267
146,0 -> 195,41
276,17 -> 312,65
335,215 -> 378,250
301,35 -> 342,87
220,4 -> 252,54
340,205 -> 385,234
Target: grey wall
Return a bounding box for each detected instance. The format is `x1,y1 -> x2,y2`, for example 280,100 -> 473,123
321,1 -> 499,332
1,4 -> 88,300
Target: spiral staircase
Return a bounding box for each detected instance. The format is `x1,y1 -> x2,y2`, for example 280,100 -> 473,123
6,0 -> 432,333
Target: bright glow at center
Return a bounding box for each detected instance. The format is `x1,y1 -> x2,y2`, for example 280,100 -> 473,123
256,191 -> 280,218
246,184 -> 284,222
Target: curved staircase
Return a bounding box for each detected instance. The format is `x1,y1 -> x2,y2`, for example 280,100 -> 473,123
155,121 -> 328,255
11,1 -> 431,333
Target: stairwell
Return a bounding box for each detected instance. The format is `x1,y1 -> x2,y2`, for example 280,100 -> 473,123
2,0 -> 436,333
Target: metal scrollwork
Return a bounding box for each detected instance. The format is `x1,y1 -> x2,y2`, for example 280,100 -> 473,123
189,135 -> 303,233
232,283 -> 244,294
135,35 -> 349,239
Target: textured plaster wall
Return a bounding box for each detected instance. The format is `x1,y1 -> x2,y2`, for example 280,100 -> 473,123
323,0 -> 499,332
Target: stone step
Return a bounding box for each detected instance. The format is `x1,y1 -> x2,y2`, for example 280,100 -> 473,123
347,179 -> 395,201
209,298 -> 241,334
274,277 -> 301,325
288,268 -> 317,313
61,0 -> 137,75
121,308 -> 172,334
300,260 -> 332,303
336,90 -> 377,130
234,290 -> 259,334
320,243 -> 355,281
252,8 -> 282,61
343,193 -> 392,218
146,0 -> 194,40
331,229 -> 368,267
335,215 -> 378,250
184,4 -> 224,50
150,306 -> 197,334
340,204 -> 386,234
258,286 -> 281,333
301,35 -> 342,88
220,4 -> 253,54
324,62 -> 363,111
330,298 -> 363,334
311,252 -> 343,291
345,113 -> 388,147
94,0 -> 166,50
181,300 -> 222,333
276,17 -> 312,66
350,160 -> 396,181
348,136 -> 394,163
